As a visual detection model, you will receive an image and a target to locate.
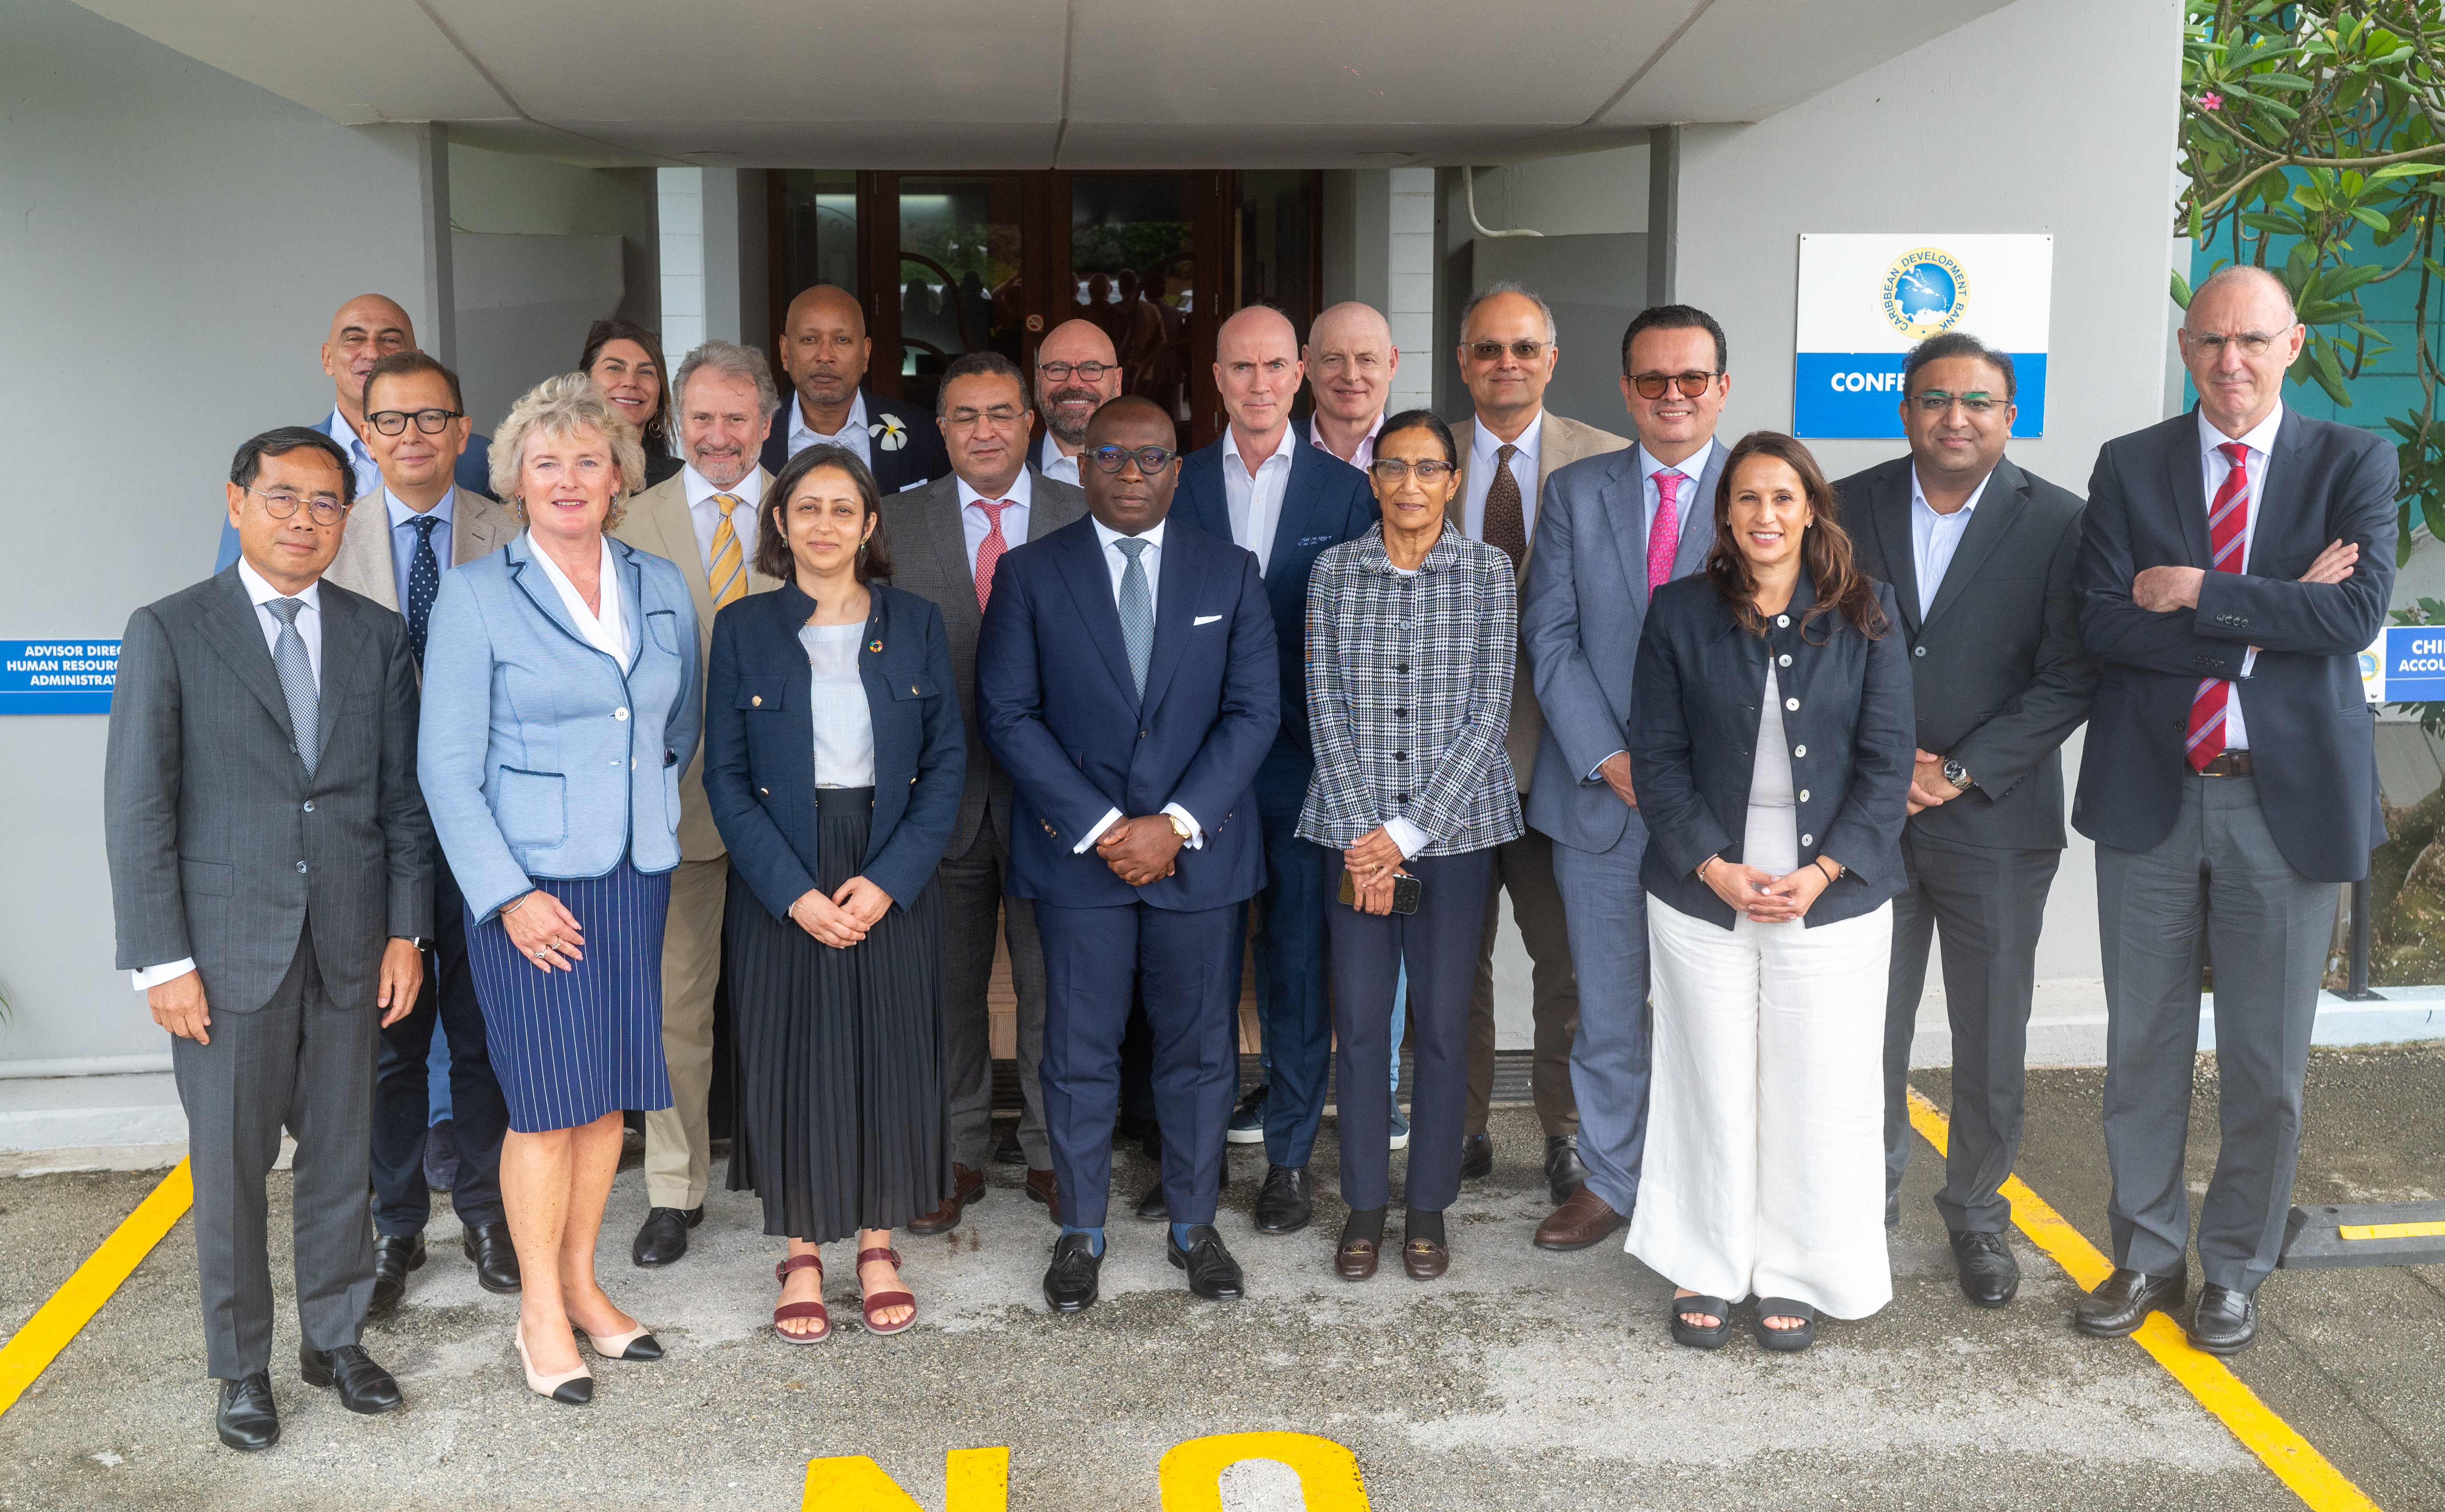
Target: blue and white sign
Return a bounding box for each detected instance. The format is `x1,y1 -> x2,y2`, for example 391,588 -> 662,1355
1795,233 -> 2053,439
2368,624 -> 2445,704
1,640 -> 119,714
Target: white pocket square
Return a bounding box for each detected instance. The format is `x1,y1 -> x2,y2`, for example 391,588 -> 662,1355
1193,614 -> 1223,626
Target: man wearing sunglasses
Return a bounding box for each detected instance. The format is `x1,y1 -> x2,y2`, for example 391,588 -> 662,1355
1447,283 -> 1629,1213
1832,333 -> 2094,1313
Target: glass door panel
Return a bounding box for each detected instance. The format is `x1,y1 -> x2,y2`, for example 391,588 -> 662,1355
894,175 -> 1026,413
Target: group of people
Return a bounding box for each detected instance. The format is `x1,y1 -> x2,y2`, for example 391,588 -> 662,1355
104,261 -> 2394,1452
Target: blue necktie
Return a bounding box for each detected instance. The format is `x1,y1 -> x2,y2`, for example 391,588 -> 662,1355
406,515 -> 442,664
1115,537 -> 1153,701
265,597 -> 320,778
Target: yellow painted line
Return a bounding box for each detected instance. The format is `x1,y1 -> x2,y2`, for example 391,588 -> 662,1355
1906,1088 -> 2378,1512
2338,1222 -> 2445,1241
0,1159 -> 193,1418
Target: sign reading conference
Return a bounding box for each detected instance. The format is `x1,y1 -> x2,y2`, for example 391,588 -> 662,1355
1794,233 -> 2052,440
0,640 -> 119,714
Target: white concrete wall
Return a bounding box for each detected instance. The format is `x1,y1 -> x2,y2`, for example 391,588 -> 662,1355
658,168 -> 708,359
1387,167 -> 1439,416
452,231 -> 626,435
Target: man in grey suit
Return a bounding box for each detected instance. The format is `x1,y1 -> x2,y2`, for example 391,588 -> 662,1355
888,349 -> 1088,1224
1519,305 -> 1726,1251
106,427 -> 432,1451
1836,332 -> 2095,1309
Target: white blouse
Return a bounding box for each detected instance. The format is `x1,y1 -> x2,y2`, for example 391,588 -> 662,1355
526,532 -> 629,665
798,622 -> 876,787
1742,666 -> 1799,879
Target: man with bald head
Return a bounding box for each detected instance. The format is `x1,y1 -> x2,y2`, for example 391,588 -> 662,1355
1170,304 -> 1375,1236
1031,318 -> 1125,487
758,283 -> 951,493
1304,302 -> 1399,467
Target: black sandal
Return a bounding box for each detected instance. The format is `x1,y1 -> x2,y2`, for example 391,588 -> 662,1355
1755,1297 -> 1817,1352
1669,1294 -> 1734,1350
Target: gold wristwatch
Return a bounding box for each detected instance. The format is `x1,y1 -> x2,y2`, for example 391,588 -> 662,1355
1166,812 -> 1194,842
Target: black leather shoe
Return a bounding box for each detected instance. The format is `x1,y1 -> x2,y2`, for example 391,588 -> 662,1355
993,1124 -> 1026,1166
1885,1189 -> 1902,1228
369,1233 -> 425,1315
1458,1132 -> 1493,1181
1134,1181 -> 1168,1221
2074,1266 -> 2187,1338
1253,1165 -> 1312,1234
216,1372 -> 279,1451
1043,1233 -> 1102,1313
461,1221 -> 521,1293
1167,1224 -> 1245,1300
299,1343 -> 402,1415
1543,1135 -> 1589,1206
1949,1229 -> 2020,1308
2185,1283 -> 2259,1356
631,1205 -> 702,1268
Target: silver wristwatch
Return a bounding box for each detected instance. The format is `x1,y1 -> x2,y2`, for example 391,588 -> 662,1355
1941,758 -> 1973,792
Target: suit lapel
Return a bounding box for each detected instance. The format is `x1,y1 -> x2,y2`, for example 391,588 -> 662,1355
1871,464 -> 1923,635
2248,408 -> 2303,576
1599,451 -> 1650,605
193,572 -> 298,743
1923,458 -> 2028,630
922,479 -> 984,637
505,536 -> 600,658
1053,524 -> 1139,705
1137,526 -> 1200,720
613,539 -> 647,670
314,592 -> 370,759
333,495 -> 401,610
2165,408 -> 2214,567
1674,441 -> 1724,579
1266,446 -> 1327,580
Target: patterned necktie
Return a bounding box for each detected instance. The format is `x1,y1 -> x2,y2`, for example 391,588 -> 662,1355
405,514 -> 443,664
266,597 -> 321,779
2185,441 -> 2253,772
1646,470 -> 1683,600
708,493 -> 746,609
1115,537 -> 1153,701
973,498 -> 1014,612
1483,442 -> 1527,570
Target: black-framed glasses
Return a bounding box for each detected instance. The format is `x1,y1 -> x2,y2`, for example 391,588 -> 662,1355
1630,371 -> 1720,400
1368,458 -> 1455,483
1467,339 -> 1549,362
1087,444 -> 1179,474
367,407 -> 464,436
244,486 -> 348,525
2186,330 -> 2281,356
1037,360 -> 1115,381
945,404 -> 1027,429
1912,390 -> 2009,415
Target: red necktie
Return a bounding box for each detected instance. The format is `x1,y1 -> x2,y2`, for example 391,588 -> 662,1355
2184,441 -> 2252,771
1646,470 -> 1683,600
973,498 -> 1014,612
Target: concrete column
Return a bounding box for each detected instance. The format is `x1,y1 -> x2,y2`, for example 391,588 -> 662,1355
701,168 -> 742,346
658,168 -> 706,357
1387,166 -> 1436,415
1646,125 -> 1680,310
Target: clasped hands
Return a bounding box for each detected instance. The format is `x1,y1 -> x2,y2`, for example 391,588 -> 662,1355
1700,852 -> 1835,923
2130,537 -> 2357,613
1097,816 -> 1184,886
1345,825 -> 1410,917
789,877 -> 895,949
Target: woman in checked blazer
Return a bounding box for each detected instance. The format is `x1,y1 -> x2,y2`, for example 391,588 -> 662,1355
1298,409 -> 1523,1284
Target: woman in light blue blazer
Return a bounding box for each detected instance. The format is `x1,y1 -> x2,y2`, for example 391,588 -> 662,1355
419,373 -> 700,1408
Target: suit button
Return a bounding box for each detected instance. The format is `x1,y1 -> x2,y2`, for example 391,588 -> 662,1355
1396,793 -> 1408,803
301,802 -> 314,813
1799,789 -> 1810,802
1393,751 -> 1407,761
1776,614 -> 1790,628
752,695 -> 762,706
1800,833 -> 1814,846
1778,654 -> 1792,667
1141,729 -> 1150,738
1793,744 -> 1806,758
296,861 -> 308,873
1394,708 -> 1407,718
1396,664 -> 1409,674
1913,646 -> 1926,658
1785,698 -> 1799,711
614,707 -> 630,721
631,758 -> 637,769
760,787 -> 770,797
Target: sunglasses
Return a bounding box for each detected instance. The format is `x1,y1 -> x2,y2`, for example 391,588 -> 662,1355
1628,372 -> 1720,400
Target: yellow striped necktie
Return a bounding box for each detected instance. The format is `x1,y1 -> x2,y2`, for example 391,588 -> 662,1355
708,493 -> 746,609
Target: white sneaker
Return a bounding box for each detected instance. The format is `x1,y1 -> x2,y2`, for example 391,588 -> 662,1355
1388,1104 -> 1411,1151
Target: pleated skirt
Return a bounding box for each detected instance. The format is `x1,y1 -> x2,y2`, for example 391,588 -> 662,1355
464,853 -> 673,1135
725,789 -> 950,1242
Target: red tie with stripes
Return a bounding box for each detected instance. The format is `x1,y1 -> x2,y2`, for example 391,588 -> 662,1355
2184,441 -> 2252,772
973,498 -> 1013,612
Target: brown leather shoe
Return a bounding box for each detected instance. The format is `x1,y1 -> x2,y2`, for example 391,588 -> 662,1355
1024,1167 -> 1059,1219
1534,1187 -> 1625,1251
907,1163 -> 986,1235
1335,1238 -> 1379,1281
1402,1238 -> 1449,1280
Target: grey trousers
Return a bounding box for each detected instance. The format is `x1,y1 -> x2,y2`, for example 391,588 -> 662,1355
170,923 -> 377,1380
2097,774 -> 2335,1293
1465,823 -> 1579,1138
939,810 -> 1050,1170
1880,830 -> 2061,1233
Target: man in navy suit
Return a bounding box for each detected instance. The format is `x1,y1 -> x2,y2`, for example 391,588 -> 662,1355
1171,305 -> 1375,1235
979,395 -> 1280,1313
758,284 -> 951,493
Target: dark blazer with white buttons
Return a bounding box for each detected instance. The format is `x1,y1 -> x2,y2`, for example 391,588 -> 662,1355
2072,405 -> 2395,882
1838,453 -> 2096,852
701,580 -> 965,920
1632,570 -> 1915,929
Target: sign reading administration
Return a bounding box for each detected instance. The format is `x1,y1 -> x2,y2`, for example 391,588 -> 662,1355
0,640 -> 119,714
1793,233 -> 2053,440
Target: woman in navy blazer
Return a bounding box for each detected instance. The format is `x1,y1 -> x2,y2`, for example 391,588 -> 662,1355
1625,431 -> 1912,1354
703,443 -> 964,1345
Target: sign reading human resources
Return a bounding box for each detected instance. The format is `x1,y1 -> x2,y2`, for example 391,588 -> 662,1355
1794,233 -> 2053,440
0,640 -> 119,714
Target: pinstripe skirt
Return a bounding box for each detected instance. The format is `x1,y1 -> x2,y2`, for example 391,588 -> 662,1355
465,854 -> 674,1134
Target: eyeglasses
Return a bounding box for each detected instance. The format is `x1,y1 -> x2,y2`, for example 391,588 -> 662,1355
1912,390 -> 2008,415
366,407 -> 465,436
2186,330 -> 2281,356
1467,339 -> 1549,363
1087,444 -> 1180,474
1368,458 -> 1455,483
244,486 -> 348,525
1037,361 -> 1115,382
946,404 -> 1026,429
1630,371 -> 1720,400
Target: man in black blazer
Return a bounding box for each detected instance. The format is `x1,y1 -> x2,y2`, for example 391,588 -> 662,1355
1837,333 -> 2095,1311
2071,265 -> 2393,1356
107,428 -> 432,1449
760,284 -> 952,493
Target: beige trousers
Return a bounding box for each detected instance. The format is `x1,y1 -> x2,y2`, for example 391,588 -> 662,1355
642,855 -> 729,1210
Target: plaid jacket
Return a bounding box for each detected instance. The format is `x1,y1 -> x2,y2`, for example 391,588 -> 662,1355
1296,523 -> 1525,855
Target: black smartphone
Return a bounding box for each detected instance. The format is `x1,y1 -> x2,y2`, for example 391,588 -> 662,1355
1339,868 -> 1422,915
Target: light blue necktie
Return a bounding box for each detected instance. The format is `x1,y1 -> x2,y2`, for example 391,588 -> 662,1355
265,597 -> 321,778
1115,537 -> 1153,701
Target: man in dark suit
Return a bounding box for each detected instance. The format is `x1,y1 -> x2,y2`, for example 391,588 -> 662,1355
1836,332 -> 2096,1310
760,283 -> 952,493
2072,265 -> 2393,1355
978,394 -> 1280,1312
1170,305 -> 1375,1235
107,427 -> 433,1450
887,350 -> 1089,1230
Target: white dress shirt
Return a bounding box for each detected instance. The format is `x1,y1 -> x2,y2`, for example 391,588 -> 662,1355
1908,465 -> 1993,622
322,405 -> 382,505
385,486 -> 456,610
1309,412 -> 1384,470
528,532 -> 629,665
1222,424 -> 1297,574
1461,409 -> 1545,543
1037,432 -> 1082,489
682,465 -> 762,578
788,389 -> 871,467
2198,403 -> 2283,750
1077,516 -> 1202,853
800,622 -> 877,786
958,468 -> 1033,580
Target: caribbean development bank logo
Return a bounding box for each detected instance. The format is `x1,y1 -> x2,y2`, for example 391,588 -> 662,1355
1880,247 -> 1970,337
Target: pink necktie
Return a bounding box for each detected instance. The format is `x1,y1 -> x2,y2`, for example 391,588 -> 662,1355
1646,471 -> 1683,599
974,499 -> 1013,611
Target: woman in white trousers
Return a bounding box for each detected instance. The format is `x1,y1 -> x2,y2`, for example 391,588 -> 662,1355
1625,431 -> 1914,1352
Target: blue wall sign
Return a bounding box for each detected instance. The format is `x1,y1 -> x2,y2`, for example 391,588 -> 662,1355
1,640 -> 119,714
2384,625 -> 2445,702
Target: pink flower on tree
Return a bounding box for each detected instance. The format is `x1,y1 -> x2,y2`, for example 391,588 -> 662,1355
2199,91 -> 2225,111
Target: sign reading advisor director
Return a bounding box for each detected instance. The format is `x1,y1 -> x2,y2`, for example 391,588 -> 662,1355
1795,233 -> 2053,439
0,640 -> 119,714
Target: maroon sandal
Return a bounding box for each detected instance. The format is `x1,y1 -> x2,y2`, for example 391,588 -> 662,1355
772,1254 -> 830,1345
857,1247 -> 917,1336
